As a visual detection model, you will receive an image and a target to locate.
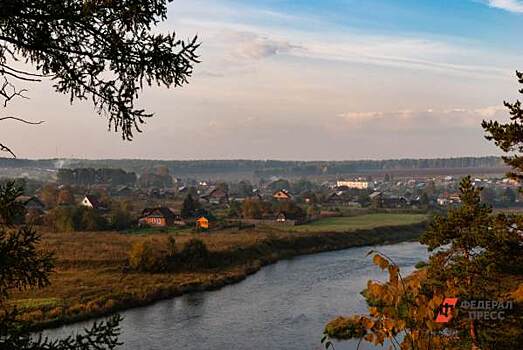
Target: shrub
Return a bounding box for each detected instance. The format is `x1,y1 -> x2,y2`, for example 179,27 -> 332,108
128,240 -> 167,272
177,238 -> 209,268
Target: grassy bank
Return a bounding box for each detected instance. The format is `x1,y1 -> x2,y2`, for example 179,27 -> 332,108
9,215 -> 427,330
283,213 -> 428,233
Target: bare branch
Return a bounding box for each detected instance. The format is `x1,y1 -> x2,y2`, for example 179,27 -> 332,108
0,64 -> 47,78
0,116 -> 44,125
0,69 -> 41,82
0,142 -> 16,158
0,77 -> 29,107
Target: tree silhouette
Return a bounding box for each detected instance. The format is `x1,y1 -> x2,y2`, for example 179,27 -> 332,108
482,71 -> 523,182
0,0 -> 200,155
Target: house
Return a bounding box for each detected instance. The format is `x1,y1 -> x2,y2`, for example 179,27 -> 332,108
201,187 -> 229,204
437,193 -> 461,206
325,191 -> 345,205
382,196 -> 408,208
274,211 -> 304,225
273,189 -> 292,201
16,196 -> 45,211
196,216 -> 209,230
139,207 -> 183,227
80,195 -> 105,210
15,196 -> 46,224
369,191 -> 383,207
276,212 -> 288,223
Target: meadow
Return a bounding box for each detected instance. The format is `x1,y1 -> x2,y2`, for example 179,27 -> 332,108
286,213 -> 427,233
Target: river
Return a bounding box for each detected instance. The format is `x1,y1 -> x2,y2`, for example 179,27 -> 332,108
42,241 -> 429,350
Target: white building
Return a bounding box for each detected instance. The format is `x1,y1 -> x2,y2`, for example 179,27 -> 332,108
336,180 -> 369,190
80,195 -> 104,210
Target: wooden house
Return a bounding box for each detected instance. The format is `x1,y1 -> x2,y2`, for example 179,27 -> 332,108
273,189 -> 292,201
139,207 -> 182,227
201,187 -> 229,204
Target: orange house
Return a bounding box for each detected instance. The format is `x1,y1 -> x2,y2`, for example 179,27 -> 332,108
196,216 -> 209,230
138,207 -> 177,227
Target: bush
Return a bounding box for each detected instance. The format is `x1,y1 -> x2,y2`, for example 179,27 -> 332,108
128,240 -> 167,272
177,238 -> 209,268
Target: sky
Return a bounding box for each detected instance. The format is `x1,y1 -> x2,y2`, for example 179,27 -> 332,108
3,0 -> 523,160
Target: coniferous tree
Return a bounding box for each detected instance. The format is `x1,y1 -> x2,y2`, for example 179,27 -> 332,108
482,71 -> 523,182
0,182 -> 123,349
181,194 -> 199,219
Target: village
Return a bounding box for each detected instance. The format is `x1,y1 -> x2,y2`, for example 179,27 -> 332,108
9,166 -> 522,234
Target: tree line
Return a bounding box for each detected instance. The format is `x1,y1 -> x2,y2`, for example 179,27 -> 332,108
0,156 -> 506,177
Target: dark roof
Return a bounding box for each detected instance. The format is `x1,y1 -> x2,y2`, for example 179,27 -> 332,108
16,195 -> 45,208
141,207 -> 177,219
201,187 -> 228,199
84,195 -> 102,208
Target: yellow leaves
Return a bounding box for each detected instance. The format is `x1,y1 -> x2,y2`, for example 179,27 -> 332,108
388,265 -> 399,286
369,306 -> 379,316
367,281 -> 385,298
373,254 -> 390,270
361,317 -> 375,329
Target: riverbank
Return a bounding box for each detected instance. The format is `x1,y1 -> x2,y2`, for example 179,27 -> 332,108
10,219 -> 427,331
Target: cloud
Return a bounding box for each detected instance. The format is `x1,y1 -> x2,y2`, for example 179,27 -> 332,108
337,106 -> 507,130
227,31 -> 298,60
338,110 -> 414,126
486,0 -> 523,13
185,16 -> 512,79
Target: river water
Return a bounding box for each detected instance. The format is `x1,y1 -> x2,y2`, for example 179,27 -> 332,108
43,241 -> 428,350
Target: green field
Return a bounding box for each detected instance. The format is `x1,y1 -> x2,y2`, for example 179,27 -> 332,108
288,213 -> 428,233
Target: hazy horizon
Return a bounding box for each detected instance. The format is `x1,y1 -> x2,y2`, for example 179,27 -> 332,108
4,155 -> 505,163
3,0 -> 522,160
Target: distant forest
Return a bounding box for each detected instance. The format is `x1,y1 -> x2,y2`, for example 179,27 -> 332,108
57,168 -> 137,186
0,156 -> 507,178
